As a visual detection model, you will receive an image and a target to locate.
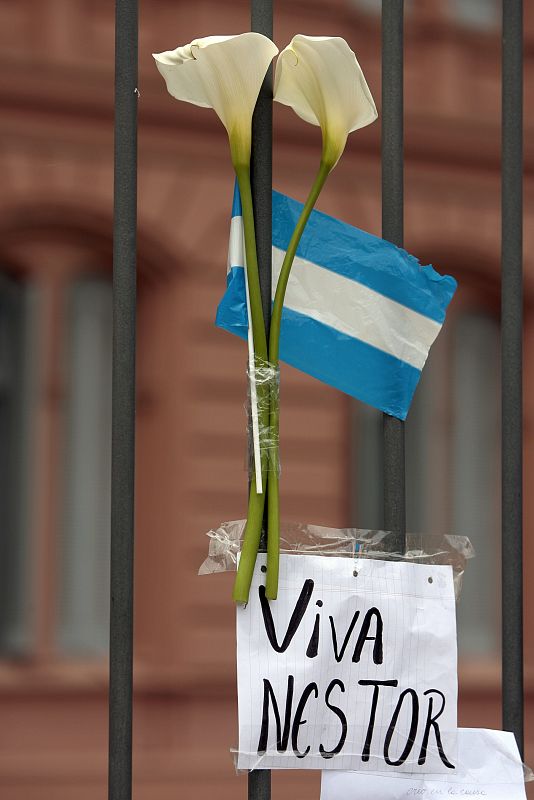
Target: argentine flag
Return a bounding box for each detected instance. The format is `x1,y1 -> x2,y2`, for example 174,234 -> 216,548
216,186 -> 457,420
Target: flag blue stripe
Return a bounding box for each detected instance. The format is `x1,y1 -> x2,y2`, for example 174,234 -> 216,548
216,267 -> 420,419
280,307 -> 420,420
272,191 -> 456,324
231,181 -> 242,218
216,266 -> 248,329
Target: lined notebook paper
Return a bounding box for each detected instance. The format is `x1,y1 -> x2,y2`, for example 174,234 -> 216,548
237,553 -> 457,771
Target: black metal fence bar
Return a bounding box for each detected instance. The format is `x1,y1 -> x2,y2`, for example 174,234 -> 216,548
501,0 -> 524,757
249,1 -> 273,798
382,1 -> 406,544
251,0 -> 274,328
108,0 -> 138,798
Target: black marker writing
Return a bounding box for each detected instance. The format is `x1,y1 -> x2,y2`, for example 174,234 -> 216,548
257,676 -> 294,753
418,689 -> 455,769
359,679 -> 399,761
291,682 -> 318,758
329,611 -> 360,662
384,688 -> 419,766
319,679 -> 347,758
260,580 -> 314,653
329,608 -> 384,664
306,601 -> 322,658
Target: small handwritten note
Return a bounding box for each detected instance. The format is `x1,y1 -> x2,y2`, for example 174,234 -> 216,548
237,553 -> 457,771
320,728 -> 527,799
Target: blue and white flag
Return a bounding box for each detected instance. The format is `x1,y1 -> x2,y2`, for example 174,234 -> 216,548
217,186 -> 457,420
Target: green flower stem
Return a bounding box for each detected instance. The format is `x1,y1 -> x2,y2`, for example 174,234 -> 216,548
265,160 -> 331,600
233,165 -> 268,363
232,164 -> 270,605
233,475 -> 267,604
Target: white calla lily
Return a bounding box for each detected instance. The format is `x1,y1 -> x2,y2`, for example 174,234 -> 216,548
274,35 -> 377,169
154,33 -> 279,604
264,38 -> 376,600
153,33 -> 278,167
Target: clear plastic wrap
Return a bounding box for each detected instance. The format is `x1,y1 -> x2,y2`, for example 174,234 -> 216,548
199,519 -> 475,600
231,748 -> 534,782
246,357 -> 280,479
230,747 -> 534,780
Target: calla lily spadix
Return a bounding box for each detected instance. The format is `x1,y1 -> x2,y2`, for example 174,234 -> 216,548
274,34 -> 377,169
153,34 -> 278,168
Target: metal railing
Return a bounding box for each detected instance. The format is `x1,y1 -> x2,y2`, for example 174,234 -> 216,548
108,1 -> 524,798
109,1 -> 138,798
249,2 -> 273,796
381,1 -> 406,555
501,0 -> 524,758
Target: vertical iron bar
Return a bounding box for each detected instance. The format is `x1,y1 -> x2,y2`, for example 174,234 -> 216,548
502,0 -> 523,756
109,0 -> 138,797
382,1 -> 406,545
251,0 -> 273,330
249,1 -> 273,799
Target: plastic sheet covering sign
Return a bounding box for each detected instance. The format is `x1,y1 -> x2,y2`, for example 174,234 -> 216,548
320,728 -> 528,799
236,553 -> 458,771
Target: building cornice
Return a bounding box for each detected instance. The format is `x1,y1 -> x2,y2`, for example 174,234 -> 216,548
1,57 -> 532,178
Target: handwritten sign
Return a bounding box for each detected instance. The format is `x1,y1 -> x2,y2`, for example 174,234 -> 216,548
237,554 -> 458,771
320,728 -> 527,799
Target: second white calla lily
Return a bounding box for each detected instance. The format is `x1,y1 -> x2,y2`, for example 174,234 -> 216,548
153,33 -> 279,167
274,35 -> 377,169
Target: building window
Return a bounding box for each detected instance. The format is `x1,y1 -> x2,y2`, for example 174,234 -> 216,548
449,0 -> 499,30
57,278 -> 112,656
349,0 -> 412,15
352,0 -> 381,13
0,271 -> 112,660
352,308 -> 500,658
0,275 -> 35,655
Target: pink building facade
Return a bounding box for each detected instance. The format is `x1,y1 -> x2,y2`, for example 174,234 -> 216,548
0,1 -> 532,797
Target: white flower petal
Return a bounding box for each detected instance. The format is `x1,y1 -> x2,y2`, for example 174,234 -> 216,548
274,35 -> 377,166
153,33 -> 278,164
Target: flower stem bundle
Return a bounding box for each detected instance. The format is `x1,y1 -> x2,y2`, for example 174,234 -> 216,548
153,32 -> 377,605
232,165 -> 270,604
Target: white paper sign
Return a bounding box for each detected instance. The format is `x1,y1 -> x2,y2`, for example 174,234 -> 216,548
320,728 -> 527,799
237,553 -> 458,771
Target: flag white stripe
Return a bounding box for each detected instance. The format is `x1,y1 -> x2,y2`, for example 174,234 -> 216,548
228,217 -> 245,272
228,217 -> 441,371
273,248 -> 440,370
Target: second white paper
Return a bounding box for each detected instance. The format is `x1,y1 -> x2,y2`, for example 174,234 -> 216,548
320,728 -> 527,799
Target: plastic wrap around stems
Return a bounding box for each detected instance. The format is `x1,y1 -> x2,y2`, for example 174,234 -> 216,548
199,519 -> 475,601
246,358 -> 280,479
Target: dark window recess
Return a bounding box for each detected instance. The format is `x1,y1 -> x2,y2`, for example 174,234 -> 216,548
450,0 -> 499,30
351,0 -> 412,15
0,275 -> 34,655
